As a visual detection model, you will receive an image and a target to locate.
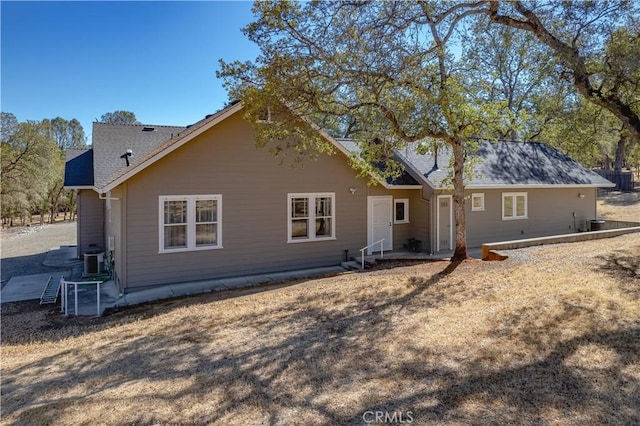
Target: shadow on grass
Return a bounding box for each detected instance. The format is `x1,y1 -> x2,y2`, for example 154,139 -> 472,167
0,252 -> 70,286
346,327 -> 639,425
2,259 -> 639,424
596,247 -> 640,299
598,191 -> 640,206
597,250 -> 639,280
0,276 -> 330,346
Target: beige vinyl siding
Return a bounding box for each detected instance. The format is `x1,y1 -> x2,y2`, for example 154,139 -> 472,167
465,187 -> 597,247
77,189 -> 104,257
411,194 -> 430,253
119,112 -> 380,289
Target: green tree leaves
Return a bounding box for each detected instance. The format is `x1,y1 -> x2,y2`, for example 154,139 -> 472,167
100,110 -> 140,125
487,0 -> 640,142
219,1 -> 502,259
1,114 -> 83,224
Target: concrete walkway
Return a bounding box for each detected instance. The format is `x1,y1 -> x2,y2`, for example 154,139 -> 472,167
111,249 -> 484,312
4,245 -> 482,314
102,250 -> 483,313
1,244 -> 350,315
42,245 -> 81,267
354,247 -> 483,265
1,271 -> 71,303
1,245 -> 80,303
114,266 -> 347,309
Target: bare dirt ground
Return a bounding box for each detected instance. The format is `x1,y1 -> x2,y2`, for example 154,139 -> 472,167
1,232 -> 638,425
597,174 -> 640,222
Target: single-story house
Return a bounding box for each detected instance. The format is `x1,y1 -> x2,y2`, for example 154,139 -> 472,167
64,102 -> 614,291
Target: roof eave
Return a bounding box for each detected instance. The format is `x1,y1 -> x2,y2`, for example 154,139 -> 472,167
392,153 -> 438,190
309,123 -> 417,190
63,185 -> 98,191
437,183 -> 617,190
380,183 -> 423,190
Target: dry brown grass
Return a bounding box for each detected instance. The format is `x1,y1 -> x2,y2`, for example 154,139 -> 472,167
2,234 -> 639,425
597,190 -> 640,222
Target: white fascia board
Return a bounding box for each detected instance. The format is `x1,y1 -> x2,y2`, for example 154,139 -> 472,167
393,153 -> 437,190
314,126 -> 399,189
100,102 -> 245,193
314,125 -> 354,158
63,185 -> 95,190
381,184 -> 423,190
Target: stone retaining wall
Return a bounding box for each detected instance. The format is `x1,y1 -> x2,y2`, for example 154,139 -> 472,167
482,227 -> 640,261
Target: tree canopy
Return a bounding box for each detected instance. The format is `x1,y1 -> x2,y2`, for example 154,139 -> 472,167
487,0 -> 640,142
1,113 -> 83,225
100,110 -> 140,125
219,0 -> 639,260
220,1 -> 509,259
42,117 -> 87,149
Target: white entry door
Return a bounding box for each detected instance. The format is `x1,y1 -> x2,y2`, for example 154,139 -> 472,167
437,195 -> 453,251
367,196 -> 393,254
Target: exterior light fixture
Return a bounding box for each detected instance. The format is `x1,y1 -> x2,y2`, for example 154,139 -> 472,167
120,149 -> 133,167
349,187 -> 357,195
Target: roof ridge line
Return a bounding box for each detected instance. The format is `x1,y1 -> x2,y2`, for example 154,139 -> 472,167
93,122 -> 187,128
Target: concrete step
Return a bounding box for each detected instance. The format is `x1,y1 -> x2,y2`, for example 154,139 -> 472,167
352,256 -> 378,266
340,261 -> 362,271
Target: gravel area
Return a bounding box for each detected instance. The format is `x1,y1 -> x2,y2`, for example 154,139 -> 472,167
499,232 -> 640,264
0,222 -> 77,286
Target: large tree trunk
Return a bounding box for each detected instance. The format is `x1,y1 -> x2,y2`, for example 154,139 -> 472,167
451,139 -> 468,260
614,134 -> 626,171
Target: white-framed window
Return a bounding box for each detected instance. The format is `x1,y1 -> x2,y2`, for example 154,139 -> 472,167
288,193 -> 335,243
502,192 -> 528,220
159,195 -> 222,253
257,107 -> 272,123
394,199 -> 409,224
471,193 -> 485,212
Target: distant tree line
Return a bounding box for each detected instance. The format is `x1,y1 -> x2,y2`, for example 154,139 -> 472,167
1,112 -> 87,227
0,110 -> 140,227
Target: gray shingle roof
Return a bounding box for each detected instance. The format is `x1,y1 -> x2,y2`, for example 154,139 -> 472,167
92,123 -> 186,189
98,103 -> 244,191
334,138 -> 421,186
396,140 -> 615,188
64,149 -> 94,187
73,105 -> 612,192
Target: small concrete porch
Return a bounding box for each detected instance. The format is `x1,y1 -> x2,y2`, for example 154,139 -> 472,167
345,247 -> 483,270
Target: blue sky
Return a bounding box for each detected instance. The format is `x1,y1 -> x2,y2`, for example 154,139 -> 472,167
1,1 -> 259,142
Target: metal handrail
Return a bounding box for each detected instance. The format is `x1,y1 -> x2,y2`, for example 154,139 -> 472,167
359,239 -> 384,270
61,279 -> 104,317
40,276 -> 53,301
